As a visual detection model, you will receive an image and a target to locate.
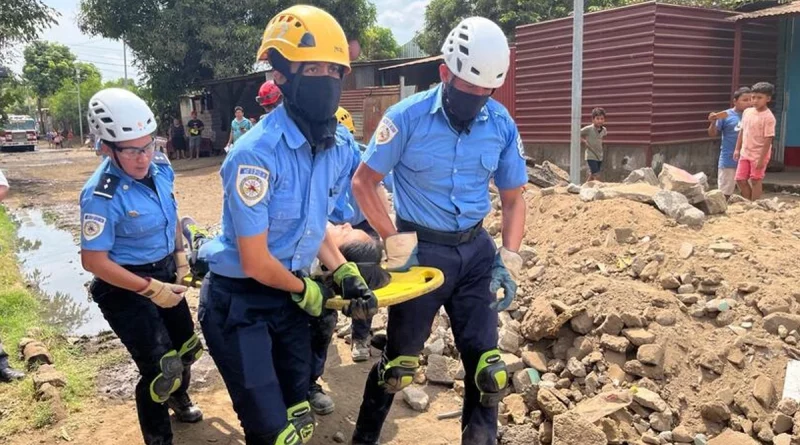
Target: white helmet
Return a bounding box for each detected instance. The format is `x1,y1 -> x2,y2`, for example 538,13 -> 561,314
87,88 -> 157,142
441,17 -> 510,89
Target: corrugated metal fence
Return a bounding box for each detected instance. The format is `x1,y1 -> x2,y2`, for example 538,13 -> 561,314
340,86 -> 401,141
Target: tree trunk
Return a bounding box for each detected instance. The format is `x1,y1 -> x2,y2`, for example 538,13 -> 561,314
37,97 -> 44,134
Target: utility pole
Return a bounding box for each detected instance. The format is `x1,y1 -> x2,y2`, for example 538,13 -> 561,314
76,67 -> 84,145
123,40 -> 128,87
569,0 -> 585,185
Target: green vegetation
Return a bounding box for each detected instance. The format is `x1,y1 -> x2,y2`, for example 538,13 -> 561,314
0,206 -> 124,437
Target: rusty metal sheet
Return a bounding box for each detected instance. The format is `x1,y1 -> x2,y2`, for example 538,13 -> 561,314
363,94 -> 400,143
493,47 -> 517,118
730,1 -> 800,21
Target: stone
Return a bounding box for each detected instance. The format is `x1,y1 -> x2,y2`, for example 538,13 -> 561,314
757,295 -> 791,316
567,183 -> 581,194
426,354 -> 455,386
649,410 -> 672,431
677,284 -> 695,294
678,294 -> 700,305
600,335 -> 630,353
499,328 -> 522,354
623,167 -> 659,186
679,242 -> 694,259
639,261 -> 660,281
580,187 -> 600,202
552,411 -> 608,445
676,204 -> 706,227
402,386 -> 430,412
773,433 -> 792,445
672,425 -> 693,442
504,394 -> 529,425
772,412 -> 793,434
654,190 -> 690,219
658,431 -> 674,443
756,421 -> 774,442
705,429 -> 758,445
776,398 -> 799,416
660,274 -> 681,290
694,172 -> 709,191
607,364 -> 629,384
566,357 -> 587,378
655,312 -> 676,326
621,312 -> 647,328
596,183 -> 660,204
614,228 -> 636,244
528,161 -> 570,188
633,387 -> 668,412
637,344 -> 665,366
597,314 -> 625,336
570,312 -> 594,335
699,352 -> 726,375
541,187 -> 556,196
753,375 -> 775,408
659,163 -> 701,196
32,364 -> 67,391
522,351 -> 549,373
424,338 -> 446,356
521,298 -> 559,342
528,266 -> 546,281
700,401 -> 731,423
709,242 -> 736,253
698,190 -> 728,215
540,421 -> 553,444
513,369 -> 540,393
537,388 -> 568,419
763,313 -> 800,335
332,432 -> 346,443
624,360 -> 664,379
728,194 -> 748,204
642,431 -> 660,444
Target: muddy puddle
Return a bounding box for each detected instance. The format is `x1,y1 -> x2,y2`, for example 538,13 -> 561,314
15,209 -> 109,336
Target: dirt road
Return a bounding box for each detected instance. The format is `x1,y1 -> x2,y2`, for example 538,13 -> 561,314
0,148 -> 463,445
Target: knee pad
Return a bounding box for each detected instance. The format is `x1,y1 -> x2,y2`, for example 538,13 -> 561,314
260,424 -> 300,445
178,333 -> 204,367
287,401 -> 315,444
378,355 -> 419,393
475,349 -> 508,407
150,350 -> 184,403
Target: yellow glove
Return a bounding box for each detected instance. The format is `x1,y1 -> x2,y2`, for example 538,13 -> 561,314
138,278 -> 187,308
174,251 -> 190,284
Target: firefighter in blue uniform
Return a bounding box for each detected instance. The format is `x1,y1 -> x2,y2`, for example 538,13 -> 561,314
351,17 -> 528,445
80,88 -> 203,445
196,6 -> 378,445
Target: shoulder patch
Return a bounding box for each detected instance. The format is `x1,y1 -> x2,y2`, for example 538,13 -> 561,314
93,174 -> 120,199
516,134 -> 526,159
236,165 -> 270,207
153,151 -> 171,165
82,214 -> 106,241
375,116 -> 399,145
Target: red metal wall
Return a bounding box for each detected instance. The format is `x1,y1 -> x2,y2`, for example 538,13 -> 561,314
493,47 -> 517,118
514,1 -> 778,148
339,86 -> 401,141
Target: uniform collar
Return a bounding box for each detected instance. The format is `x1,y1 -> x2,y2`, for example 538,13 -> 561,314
429,83 -> 490,122
273,105 -> 308,150
103,157 -> 159,184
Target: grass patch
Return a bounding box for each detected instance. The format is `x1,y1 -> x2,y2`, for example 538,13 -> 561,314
0,206 -> 124,437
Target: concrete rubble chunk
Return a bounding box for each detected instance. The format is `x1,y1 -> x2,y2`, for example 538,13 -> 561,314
571,390 -> 632,423
709,242 -> 736,253
580,187 -> 600,202
402,386 -> 429,412
649,410 -> 672,431
624,360 -> 664,379
597,314 -> 625,336
614,227 -> 636,244
700,401 -> 731,423
566,357 -> 586,378
425,354 -> 456,386
676,203 -> 705,227
521,298 -> 559,341
541,187 -> 556,196
607,364 -> 629,384
699,352 -> 726,375
773,433 -> 792,445
512,368 -> 540,394
552,411 -> 608,445
503,393 -> 529,425
596,183 -> 661,204
567,183 -> 581,194
776,398 -> 799,416
659,164 -> 705,203
672,425 -> 693,443
679,242 -> 694,259
537,388 -> 568,419
752,375 -> 775,408
772,412 -> 793,434
528,266 -> 546,281
637,344 -> 665,366
570,311 -> 594,335
498,328 -> 521,354
528,161 -> 570,188
706,429 -> 758,445
660,274 -> 681,290
654,190 -> 690,219
756,295 -> 791,316
763,313 -> 800,335
698,190 -> 728,215
502,353 -> 524,374
623,167 -> 659,186
600,334 -> 630,353
632,387 -> 668,412
522,351 -> 549,372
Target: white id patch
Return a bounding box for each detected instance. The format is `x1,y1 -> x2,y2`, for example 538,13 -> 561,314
236,165 -> 270,207
82,214 -> 106,241
516,134 -> 526,159
375,116 -> 398,145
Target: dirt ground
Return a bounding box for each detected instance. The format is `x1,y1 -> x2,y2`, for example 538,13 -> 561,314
0,147 -> 463,445
3,147 -> 800,444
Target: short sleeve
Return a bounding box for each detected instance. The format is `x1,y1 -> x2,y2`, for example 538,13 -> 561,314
80,194 -> 117,252
716,118 -> 724,132
580,126 -> 590,137
495,119 -> 529,190
764,114 -> 776,138
363,107 -> 405,176
0,170 -> 8,187
222,149 -> 271,238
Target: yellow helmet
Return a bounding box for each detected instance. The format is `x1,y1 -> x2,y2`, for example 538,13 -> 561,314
256,5 -> 351,74
336,107 -> 355,134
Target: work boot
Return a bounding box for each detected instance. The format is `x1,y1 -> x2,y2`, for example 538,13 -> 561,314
370,333 -> 387,351
167,392 -> 203,423
180,216 -> 208,251
308,382 -> 335,415
351,429 -> 380,445
0,365 -> 25,382
351,338 -> 370,362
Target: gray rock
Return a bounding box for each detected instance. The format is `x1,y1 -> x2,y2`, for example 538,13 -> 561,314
624,167 -> 659,186
763,313 -> 800,335
570,312 -> 594,335
637,344 -> 665,366
600,334 -> 630,353
426,354 -> 455,385
654,190 -> 690,219
424,338 -> 446,357
698,190 -> 728,215
567,183 -> 581,194
402,386 -> 430,412
566,357 -> 587,378
649,410 -> 673,432
633,387 -> 668,412
499,328 -> 521,354
676,204 -> 705,227
580,187 -> 600,202
597,314 -> 625,336
700,401 -> 731,423
541,187 -> 556,196
622,328 -> 656,346
528,161 -> 570,188
333,432 -> 346,443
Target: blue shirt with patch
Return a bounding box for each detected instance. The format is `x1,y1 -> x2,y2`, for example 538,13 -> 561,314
199,105 -> 357,278
717,108 -> 743,169
362,84 -> 528,232
79,152 -> 178,265
231,118 -> 252,144
328,143 -> 366,226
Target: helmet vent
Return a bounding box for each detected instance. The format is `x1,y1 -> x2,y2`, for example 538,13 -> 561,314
101,117 -> 113,123
497,73 -> 504,79
459,33 -> 469,41
94,108 -> 105,114
146,118 -> 153,125
299,32 -> 316,48
121,126 -> 133,132
456,58 -> 463,72
471,67 -> 480,76
107,129 -> 116,138
459,45 -> 469,56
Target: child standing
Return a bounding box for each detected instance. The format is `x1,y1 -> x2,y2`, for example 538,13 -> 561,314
734,82 -> 776,201
708,87 -> 752,198
581,108 -> 607,182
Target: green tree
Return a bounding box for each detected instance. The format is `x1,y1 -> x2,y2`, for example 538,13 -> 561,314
49,63 -> 102,136
0,74 -> 29,124
78,0 -> 377,117
360,26 -> 400,61
22,41 -> 77,132
0,0 -> 59,62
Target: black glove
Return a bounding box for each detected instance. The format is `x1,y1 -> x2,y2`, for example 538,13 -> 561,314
333,262 -> 379,320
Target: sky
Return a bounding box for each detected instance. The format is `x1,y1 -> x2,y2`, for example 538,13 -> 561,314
9,0 -> 430,81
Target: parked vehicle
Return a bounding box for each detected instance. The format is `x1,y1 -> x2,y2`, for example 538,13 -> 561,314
1,115 -> 37,152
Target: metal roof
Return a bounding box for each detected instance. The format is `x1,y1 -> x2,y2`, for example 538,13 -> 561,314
379,55 -> 443,71
730,1 -> 800,20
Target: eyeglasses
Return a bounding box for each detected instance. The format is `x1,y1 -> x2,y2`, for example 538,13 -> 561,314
104,138 -> 156,160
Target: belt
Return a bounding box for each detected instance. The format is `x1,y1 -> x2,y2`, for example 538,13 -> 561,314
396,218 -> 484,247
123,254 -> 175,273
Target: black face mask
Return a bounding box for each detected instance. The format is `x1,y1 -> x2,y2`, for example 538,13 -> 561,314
444,82 -> 490,124
278,71 -> 343,152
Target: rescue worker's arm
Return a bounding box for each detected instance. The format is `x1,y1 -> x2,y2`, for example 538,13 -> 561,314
239,232 -> 305,293
174,211 -> 189,283
499,187 -> 526,252
81,250 -> 149,291
352,164 -> 396,239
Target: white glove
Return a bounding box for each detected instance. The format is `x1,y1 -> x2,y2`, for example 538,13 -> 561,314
384,232 -> 419,272
175,251 -> 190,284
138,278 -> 187,308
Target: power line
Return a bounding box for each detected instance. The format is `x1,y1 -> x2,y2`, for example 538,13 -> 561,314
77,58 -> 128,68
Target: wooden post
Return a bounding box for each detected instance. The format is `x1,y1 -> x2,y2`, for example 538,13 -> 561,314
732,19 -> 743,99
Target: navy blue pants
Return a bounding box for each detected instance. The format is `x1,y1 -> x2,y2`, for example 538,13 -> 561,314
198,273 -> 312,443
0,336 -> 7,366
354,229 -> 499,445
90,257 -> 195,445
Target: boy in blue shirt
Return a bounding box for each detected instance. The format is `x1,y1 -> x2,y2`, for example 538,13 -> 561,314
708,87 -> 752,197
226,106 -> 252,148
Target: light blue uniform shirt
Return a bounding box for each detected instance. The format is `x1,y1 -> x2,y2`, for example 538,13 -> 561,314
79,152 -> 178,265
199,105 -> 357,278
329,143 -> 366,226
231,118 -> 252,144
363,84 -> 528,232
